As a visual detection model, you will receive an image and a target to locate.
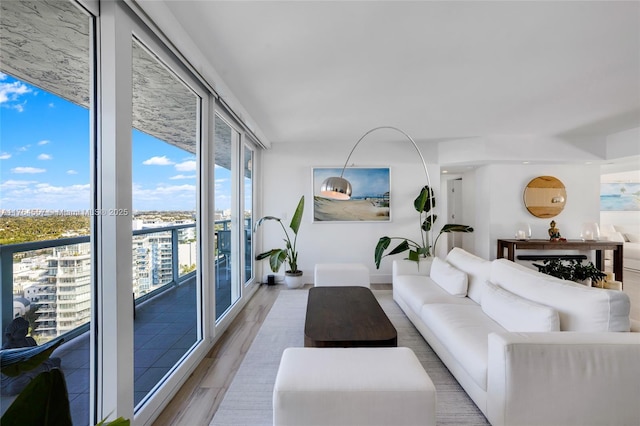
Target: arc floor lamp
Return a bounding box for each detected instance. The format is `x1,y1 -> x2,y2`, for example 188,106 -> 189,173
319,125 -> 435,246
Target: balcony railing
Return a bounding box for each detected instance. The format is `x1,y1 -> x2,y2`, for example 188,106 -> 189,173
1,217 -> 252,351
0,221 -> 243,344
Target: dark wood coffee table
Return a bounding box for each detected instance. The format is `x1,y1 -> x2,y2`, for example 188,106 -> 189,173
304,286 -> 397,348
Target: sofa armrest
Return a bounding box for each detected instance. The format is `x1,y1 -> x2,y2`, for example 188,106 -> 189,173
487,331 -> 640,426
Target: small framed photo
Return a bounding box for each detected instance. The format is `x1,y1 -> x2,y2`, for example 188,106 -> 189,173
312,167 -> 391,222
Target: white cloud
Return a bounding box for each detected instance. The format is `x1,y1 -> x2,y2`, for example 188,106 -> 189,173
67,170 -> 78,175
12,167 -> 46,174
169,174 -> 196,180
175,160 -> 197,172
17,145 -> 30,152
1,179 -> 38,188
37,140 -> 50,146
0,152 -> 11,160
0,79 -> 31,109
1,181 -> 90,210
37,154 -> 52,160
132,183 -> 197,208
142,156 -> 174,166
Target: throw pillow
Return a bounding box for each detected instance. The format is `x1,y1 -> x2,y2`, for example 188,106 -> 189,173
430,257 -> 468,297
482,281 -> 560,332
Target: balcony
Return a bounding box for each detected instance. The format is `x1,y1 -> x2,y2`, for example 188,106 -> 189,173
1,221 -> 242,424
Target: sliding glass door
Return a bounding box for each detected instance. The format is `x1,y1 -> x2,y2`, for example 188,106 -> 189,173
214,114 -> 241,320
130,38 -> 201,408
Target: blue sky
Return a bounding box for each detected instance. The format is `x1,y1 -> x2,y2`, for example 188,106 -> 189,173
1,73 -> 234,212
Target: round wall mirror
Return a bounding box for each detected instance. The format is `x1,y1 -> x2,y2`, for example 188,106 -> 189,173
523,176 -> 567,218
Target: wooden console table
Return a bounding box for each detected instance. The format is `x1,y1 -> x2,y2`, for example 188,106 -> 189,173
497,239 -> 624,283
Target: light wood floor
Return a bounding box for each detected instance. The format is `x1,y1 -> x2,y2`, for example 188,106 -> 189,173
152,283 -> 279,426
152,283 -> 391,425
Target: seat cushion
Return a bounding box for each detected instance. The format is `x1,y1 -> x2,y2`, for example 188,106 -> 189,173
482,281 -> 560,332
420,303 -> 505,390
394,275 -> 475,316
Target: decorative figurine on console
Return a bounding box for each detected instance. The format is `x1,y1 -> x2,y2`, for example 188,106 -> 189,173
548,220 -> 565,241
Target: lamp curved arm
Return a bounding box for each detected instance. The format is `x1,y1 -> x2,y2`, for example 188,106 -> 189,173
338,126 -> 432,187
325,125 -> 435,253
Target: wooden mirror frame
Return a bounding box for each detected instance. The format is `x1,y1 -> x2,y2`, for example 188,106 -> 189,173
523,176 -> 567,218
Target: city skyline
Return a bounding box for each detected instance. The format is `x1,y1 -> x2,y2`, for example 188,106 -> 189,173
1,72 -> 233,212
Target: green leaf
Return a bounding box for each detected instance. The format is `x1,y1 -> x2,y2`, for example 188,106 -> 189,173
254,216 -> 281,229
0,369 -> 72,426
421,214 -> 437,232
289,196 -> 305,235
374,237 -> 391,269
97,417 -> 131,426
255,251 -> 273,261
408,250 -> 420,262
414,186 -> 435,213
441,224 -> 474,233
387,240 -> 410,255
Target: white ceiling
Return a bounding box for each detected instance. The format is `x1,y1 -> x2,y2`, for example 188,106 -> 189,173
158,1 -> 639,152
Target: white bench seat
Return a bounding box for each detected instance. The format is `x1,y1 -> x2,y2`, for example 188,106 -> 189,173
314,263 -> 370,287
273,347 -> 436,426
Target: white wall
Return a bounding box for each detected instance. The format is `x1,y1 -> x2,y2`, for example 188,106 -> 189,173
467,164 -> 602,261
259,141 -> 605,281
258,138 -> 441,284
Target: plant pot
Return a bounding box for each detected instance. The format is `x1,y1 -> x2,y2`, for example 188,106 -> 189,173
285,271 -> 304,289
576,278 -> 592,287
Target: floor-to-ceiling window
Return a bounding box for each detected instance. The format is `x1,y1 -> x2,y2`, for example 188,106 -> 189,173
0,1 -> 94,424
243,144 -> 255,284
214,114 -> 241,320
1,0 -> 261,423
130,38 -> 201,408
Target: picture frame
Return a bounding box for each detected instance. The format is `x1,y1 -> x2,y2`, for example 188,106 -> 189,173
312,167 -> 391,222
600,182 -> 640,211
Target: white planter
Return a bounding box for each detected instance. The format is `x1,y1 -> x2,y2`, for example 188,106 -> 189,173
285,271 -> 304,289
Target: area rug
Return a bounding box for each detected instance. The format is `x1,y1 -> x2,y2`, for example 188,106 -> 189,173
210,289 -> 489,425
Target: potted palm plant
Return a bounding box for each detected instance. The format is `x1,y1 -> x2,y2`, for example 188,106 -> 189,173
254,195 -> 305,288
374,185 -> 473,269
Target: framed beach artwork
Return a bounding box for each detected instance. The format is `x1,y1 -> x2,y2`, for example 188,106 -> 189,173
312,167 -> 391,222
600,182 -> 640,211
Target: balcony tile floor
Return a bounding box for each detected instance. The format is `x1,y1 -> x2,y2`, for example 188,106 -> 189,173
1,262 -> 237,425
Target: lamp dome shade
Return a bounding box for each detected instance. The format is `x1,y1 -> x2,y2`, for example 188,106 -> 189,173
320,176 -> 352,200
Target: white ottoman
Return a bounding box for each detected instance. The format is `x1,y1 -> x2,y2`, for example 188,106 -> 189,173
314,263 -> 370,288
273,347 -> 436,426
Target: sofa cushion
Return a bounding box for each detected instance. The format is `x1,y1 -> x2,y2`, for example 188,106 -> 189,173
420,304 -> 505,390
626,233 -> 640,243
491,259 -> 630,332
394,275 -> 474,316
430,257 -> 468,297
481,281 -> 560,332
445,248 -> 491,304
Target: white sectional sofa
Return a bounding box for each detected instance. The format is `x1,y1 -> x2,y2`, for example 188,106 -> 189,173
393,248 -> 640,426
